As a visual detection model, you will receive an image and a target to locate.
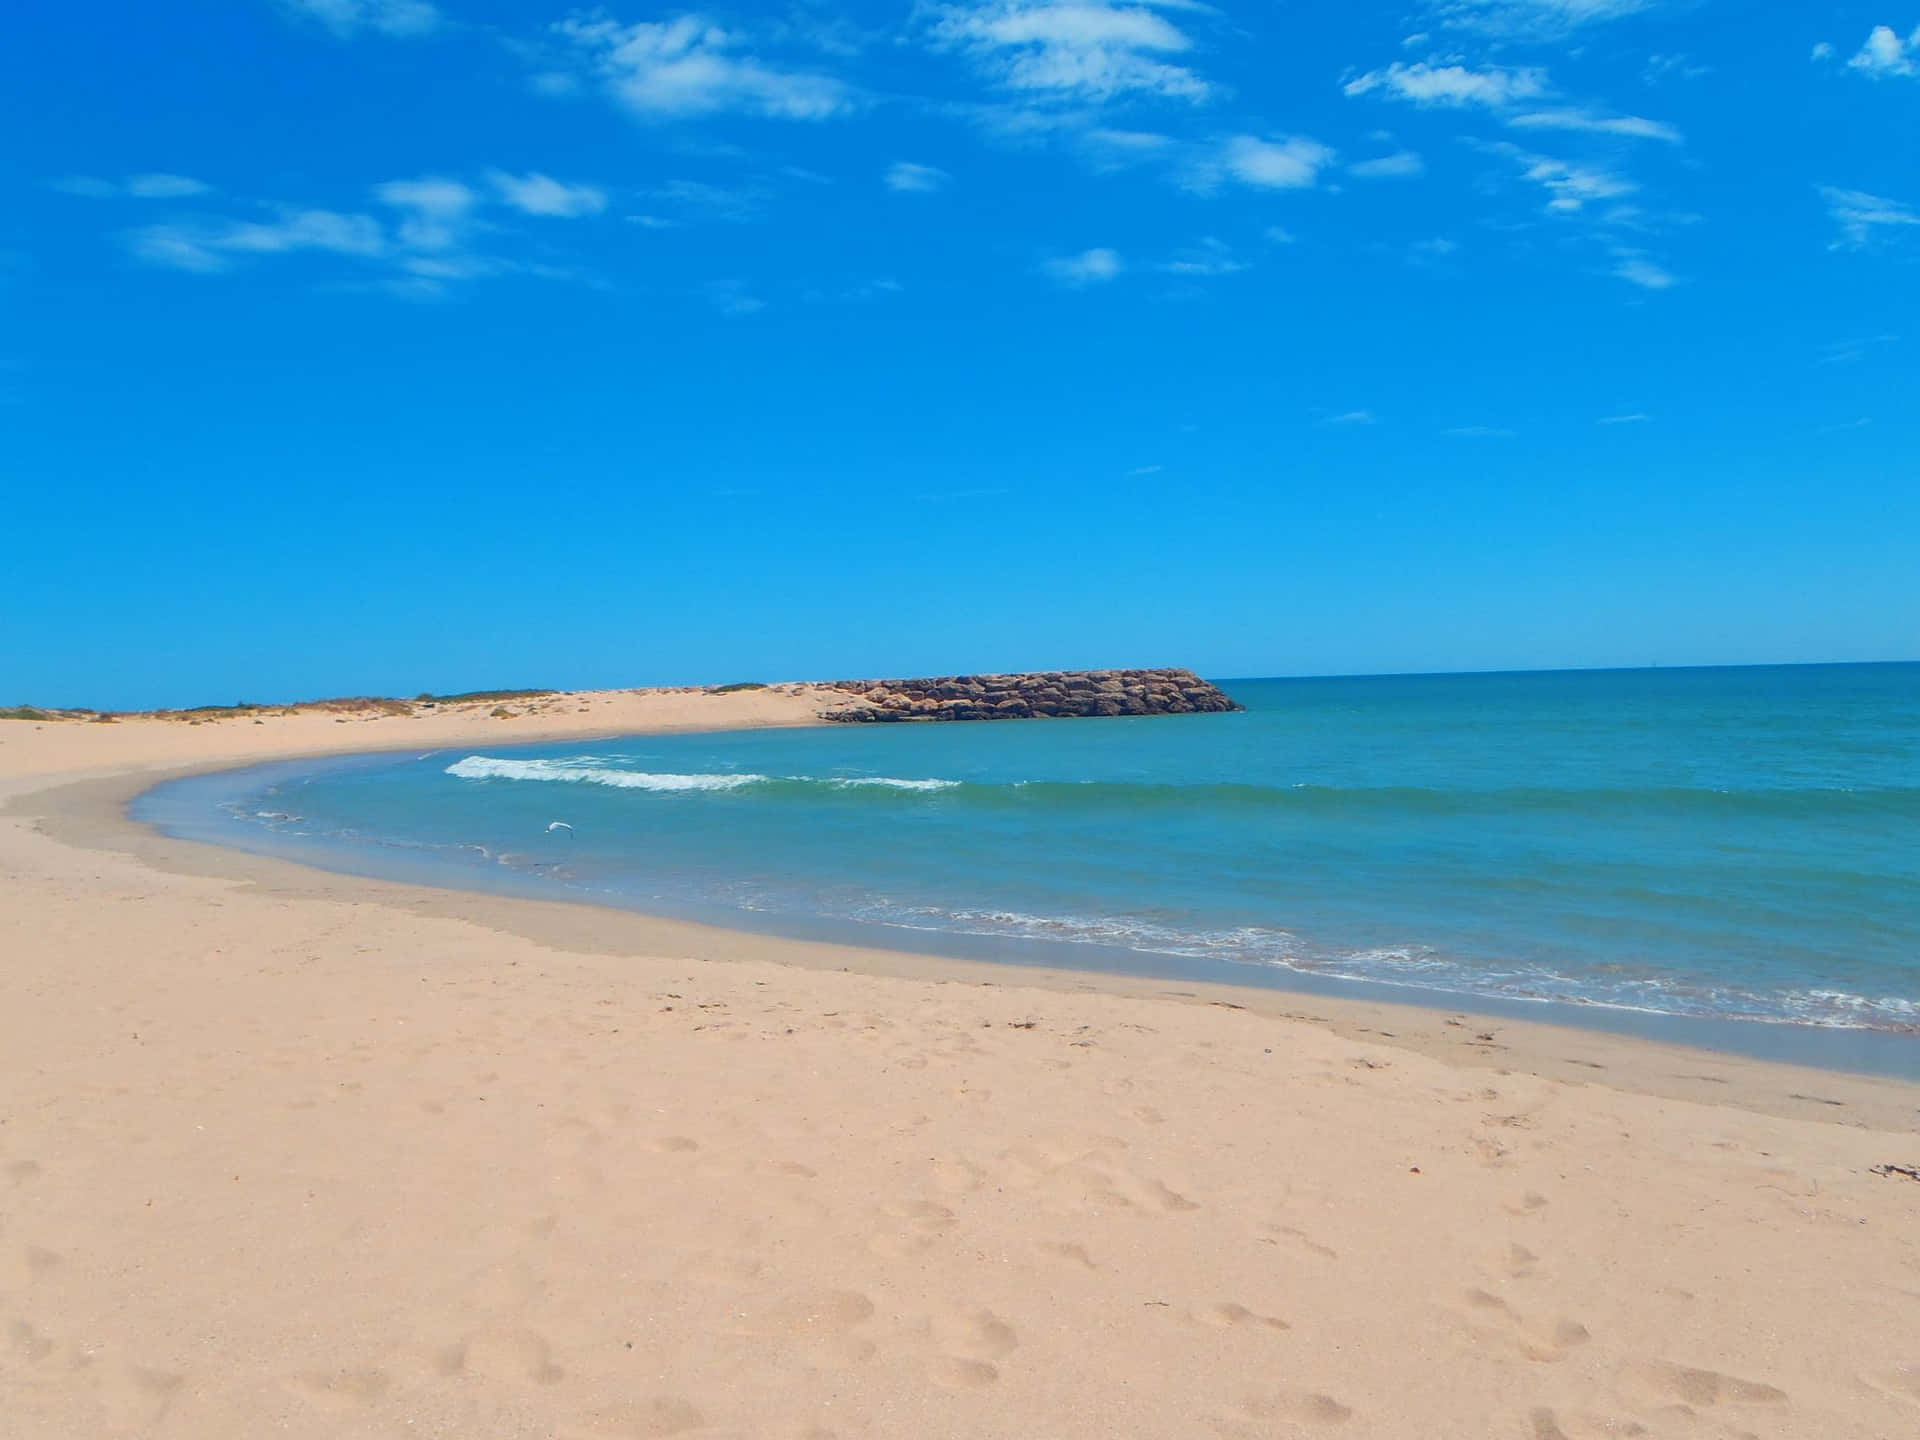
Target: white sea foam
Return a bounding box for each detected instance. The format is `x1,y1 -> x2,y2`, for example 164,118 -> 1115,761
445,756 -> 962,794
445,756 -> 768,792
823,776 -> 962,791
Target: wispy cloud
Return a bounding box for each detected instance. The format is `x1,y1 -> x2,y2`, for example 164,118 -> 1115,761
1349,150 -> 1425,179
124,171 -> 605,296
1344,61 -> 1549,109
1158,236 -> 1246,276
1612,250 -> 1675,289
1321,410 -> 1377,425
1820,185 -> 1920,248
552,12 -> 851,121
278,0 -> 442,39
1043,247 -> 1124,285
1428,0 -> 1659,39
927,0 -> 1213,106
645,179 -> 770,223
1481,141 -> 1635,213
1509,108 -> 1682,143
52,173 -> 212,200
1817,334 -> 1898,365
885,161 -> 950,193
130,209 -> 386,274
1597,412 -> 1651,423
487,171 -> 608,217
706,278 -> 765,315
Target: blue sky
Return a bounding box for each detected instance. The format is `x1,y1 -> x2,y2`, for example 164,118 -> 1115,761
4,1 -> 1916,708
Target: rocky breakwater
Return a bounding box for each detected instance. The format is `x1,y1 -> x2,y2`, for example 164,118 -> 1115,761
820,668 -> 1241,723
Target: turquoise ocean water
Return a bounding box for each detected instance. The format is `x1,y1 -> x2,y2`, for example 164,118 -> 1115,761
139,665 -> 1920,1072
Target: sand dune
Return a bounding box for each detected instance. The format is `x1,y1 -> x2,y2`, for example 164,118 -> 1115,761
2,691 -> 1916,1437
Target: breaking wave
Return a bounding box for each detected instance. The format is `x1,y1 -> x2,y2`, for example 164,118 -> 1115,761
445,755 -> 961,793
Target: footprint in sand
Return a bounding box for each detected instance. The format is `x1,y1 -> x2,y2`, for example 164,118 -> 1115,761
1864,1364 -> 1920,1408
871,1200 -> 959,1257
931,1309 -> 1018,1360
1504,1244 -> 1540,1279
931,1357 -> 1001,1388
1039,1240 -> 1099,1269
1193,1302 -> 1290,1332
99,1362 -> 186,1430
563,1395 -> 707,1438
4,1159 -> 41,1187
653,1136 -> 701,1153
1212,1389 -> 1352,1434
1449,1290 -> 1590,1363
1625,1360 -> 1787,1408
285,1367 -> 393,1411
451,1327 -> 566,1385
1259,1223 -> 1338,1261
8,1317 -> 55,1362
1525,1406 -> 1649,1440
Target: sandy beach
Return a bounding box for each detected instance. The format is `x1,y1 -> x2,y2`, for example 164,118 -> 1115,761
2,689 -> 1917,1439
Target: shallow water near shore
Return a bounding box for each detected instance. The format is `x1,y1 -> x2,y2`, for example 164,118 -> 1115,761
137,664 -> 1920,1076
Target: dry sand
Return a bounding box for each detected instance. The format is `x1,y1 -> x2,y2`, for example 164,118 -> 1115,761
2,690 -> 1917,1439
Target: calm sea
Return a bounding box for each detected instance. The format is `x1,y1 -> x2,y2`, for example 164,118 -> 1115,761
138,665 -> 1920,1071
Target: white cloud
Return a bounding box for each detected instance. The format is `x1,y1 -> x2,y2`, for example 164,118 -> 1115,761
1509,108 -> 1682,143
885,161 -> 950,192
706,279 -> 765,315
128,173 -> 214,199
1264,225 -> 1297,245
1483,142 -> 1634,213
280,0 -> 442,39
1429,0 -> 1657,38
130,209 -> 386,273
1043,247 -> 1124,285
1344,61 -> 1548,109
647,179 -> 768,222
554,13 -> 850,121
928,1 -> 1212,105
1845,24 -> 1920,77
488,171 -> 608,217
374,176 -> 477,250
1811,42 -> 1835,61
1214,134 -> 1336,190
1820,186 -> 1920,248
117,171 -> 605,296
1598,412 -> 1650,423
53,173 -> 212,199
1322,410 -> 1377,425
1159,236 -> 1245,276
1611,252 -> 1675,289
1349,150 -> 1425,179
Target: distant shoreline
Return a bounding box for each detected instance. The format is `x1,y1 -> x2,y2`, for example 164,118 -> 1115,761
9,656 -> 1916,722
